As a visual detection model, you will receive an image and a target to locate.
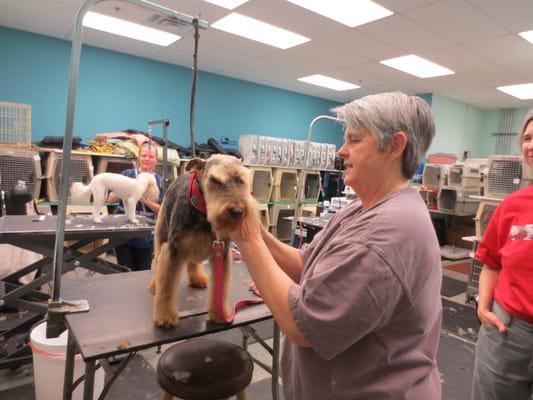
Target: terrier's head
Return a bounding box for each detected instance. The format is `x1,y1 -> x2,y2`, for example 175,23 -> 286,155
186,154 -> 258,236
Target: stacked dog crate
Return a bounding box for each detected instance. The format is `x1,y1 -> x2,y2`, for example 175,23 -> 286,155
0,102 -> 44,201
240,134 -> 335,241
437,158 -> 486,215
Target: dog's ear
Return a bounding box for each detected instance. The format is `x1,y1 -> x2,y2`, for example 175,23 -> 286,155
185,157 -> 206,173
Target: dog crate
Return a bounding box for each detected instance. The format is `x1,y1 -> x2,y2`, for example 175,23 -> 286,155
271,168 -> 297,202
422,163 -> 448,189
447,164 -> 463,188
0,148 -> 42,199
298,204 -> 317,218
301,170 -> 321,202
0,101 -> 31,147
257,203 -> 270,228
269,203 -> 296,242
239,135 -> 259,165
485,155 -> 523,198
249,166 -> 273,202
95,154 -> 135,175
462,158 -> 487,188
417,187 -> 438,210
474,201 -> 499,238
437,186 -> 480,215
44,150 -> 94,201
326,144 -> 337,170
466,240 -> 482,303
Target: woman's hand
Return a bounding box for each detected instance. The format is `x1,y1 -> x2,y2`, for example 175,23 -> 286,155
230,217 -> 262,245
477,306 -> 507,333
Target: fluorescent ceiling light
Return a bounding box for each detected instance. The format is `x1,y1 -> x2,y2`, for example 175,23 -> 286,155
212,12 -> 310,49
497,83 -> 533,100
82,11 -> 180,46
380,55 -> 454,78
518,30 -> 533,44
287,0 -> 393,27
298,74 -> 360,91
203,0 -> 249,9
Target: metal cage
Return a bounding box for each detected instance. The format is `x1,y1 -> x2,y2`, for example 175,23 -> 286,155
44,151 -> 94,201
0,148 -> 42,198
0,101 -> 31,147
485,155 -> 522,197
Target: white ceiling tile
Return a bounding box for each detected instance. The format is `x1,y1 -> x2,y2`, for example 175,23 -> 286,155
467,0 -> 533,33
405,0 -> 508,43
356,14 -> 451,52
463,34 -> 533,67
376,0 -> 443,13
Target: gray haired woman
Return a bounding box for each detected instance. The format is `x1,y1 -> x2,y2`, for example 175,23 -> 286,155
231,92 -> 442,399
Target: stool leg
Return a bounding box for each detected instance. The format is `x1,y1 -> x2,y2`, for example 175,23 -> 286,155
162,391 -> 173,400
236,390 -> 247,400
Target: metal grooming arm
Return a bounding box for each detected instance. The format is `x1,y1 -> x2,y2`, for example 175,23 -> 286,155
47,0 -> 208,338
290,115 -> 343,246
148,118 -> 170,194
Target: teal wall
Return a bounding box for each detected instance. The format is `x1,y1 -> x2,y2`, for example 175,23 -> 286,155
0,26 -> 343,147
430,93 -> 529,158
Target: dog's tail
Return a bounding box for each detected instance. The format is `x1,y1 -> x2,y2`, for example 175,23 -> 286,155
70,181 -> 92,202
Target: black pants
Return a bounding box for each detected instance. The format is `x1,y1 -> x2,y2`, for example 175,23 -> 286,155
115,244 -> 153,271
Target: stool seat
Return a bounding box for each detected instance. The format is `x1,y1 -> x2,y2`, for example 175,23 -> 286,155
157,339 -> 253,400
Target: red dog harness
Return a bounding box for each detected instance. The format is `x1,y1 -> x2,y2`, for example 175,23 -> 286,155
189,172 -> 262,324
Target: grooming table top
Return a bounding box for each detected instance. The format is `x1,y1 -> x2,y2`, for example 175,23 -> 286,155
63,262 -> 269,361
0,214 -> 154,237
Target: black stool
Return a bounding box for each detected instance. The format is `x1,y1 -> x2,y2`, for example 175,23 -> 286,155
157,339 -> 254,400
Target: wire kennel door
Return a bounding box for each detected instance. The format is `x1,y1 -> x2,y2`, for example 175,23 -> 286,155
0,101 -> 31,147
45,151 -> 94,201
0,149 -> 42,198
486,156 -> 522,197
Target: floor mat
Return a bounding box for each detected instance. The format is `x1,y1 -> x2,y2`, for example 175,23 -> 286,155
443,262 -> 472,275
441,275 -> 468,297
442,298 -> 479,342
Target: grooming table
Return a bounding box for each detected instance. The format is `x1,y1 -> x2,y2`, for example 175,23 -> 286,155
62,262 -> 280,400
0,214 -> 154,367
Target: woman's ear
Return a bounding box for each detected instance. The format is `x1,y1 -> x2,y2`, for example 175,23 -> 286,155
390,131 -> 407,157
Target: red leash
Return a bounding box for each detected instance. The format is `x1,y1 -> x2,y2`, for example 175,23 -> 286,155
189,172 -> 263,323
213,240 -> 263,324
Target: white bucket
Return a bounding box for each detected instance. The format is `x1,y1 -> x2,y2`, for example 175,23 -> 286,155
30,322 -> 104,400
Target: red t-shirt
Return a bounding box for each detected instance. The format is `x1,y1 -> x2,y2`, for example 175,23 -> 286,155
475,185 -> 533,323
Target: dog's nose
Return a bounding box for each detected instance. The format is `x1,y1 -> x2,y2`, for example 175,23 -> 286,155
228,207 -> 244,219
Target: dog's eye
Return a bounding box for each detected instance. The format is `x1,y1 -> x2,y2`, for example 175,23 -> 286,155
232,176 -> 244,185
209,176 -> 225,187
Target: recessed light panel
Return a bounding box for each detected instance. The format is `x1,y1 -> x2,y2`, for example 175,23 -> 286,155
519,30 -> 533,44
380,55 -> 455,78
297,74 -> 360,91
203,0 -> 249,10
287,0 -> 393,27
497,83 -> 533,100
83,11 -> 180,46
212,13 -> 310,49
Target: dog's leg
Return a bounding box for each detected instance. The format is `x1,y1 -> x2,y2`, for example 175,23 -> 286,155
207,244 -> 232,322
149,218 -> 163,295
187,262 -> 208,288
125,198 -> 139,224
153,242 -> 183,327
92,188 -> 105,223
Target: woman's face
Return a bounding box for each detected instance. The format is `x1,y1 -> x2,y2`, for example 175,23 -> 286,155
522,120 -> 533,168
138,145 -> 157,172
338,125 -> 389,191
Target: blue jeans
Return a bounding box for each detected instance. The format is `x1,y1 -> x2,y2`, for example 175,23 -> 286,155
471,301 -> 533,400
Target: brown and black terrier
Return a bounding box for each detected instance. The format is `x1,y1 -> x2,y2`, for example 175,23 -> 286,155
150,154 -> 258,327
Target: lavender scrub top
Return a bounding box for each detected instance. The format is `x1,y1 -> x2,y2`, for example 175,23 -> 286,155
282,186 -> 442,400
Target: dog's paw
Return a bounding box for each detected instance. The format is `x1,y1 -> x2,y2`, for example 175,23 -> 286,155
188,270 -> 209,288
93,217 -> 103,224
154,309 -> 179,328
130,218 -> 140,224
208,306 -> 232,323
148,278 -> 156,295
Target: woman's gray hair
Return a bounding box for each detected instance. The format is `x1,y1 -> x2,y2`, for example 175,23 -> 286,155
518,108 -> 533,145
332,92 -> 435,178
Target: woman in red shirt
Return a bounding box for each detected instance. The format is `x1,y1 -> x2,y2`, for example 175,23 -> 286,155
471,109 -> 533,400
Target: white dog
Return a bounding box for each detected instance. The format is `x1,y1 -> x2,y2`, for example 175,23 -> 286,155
70,172 -> 159,224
